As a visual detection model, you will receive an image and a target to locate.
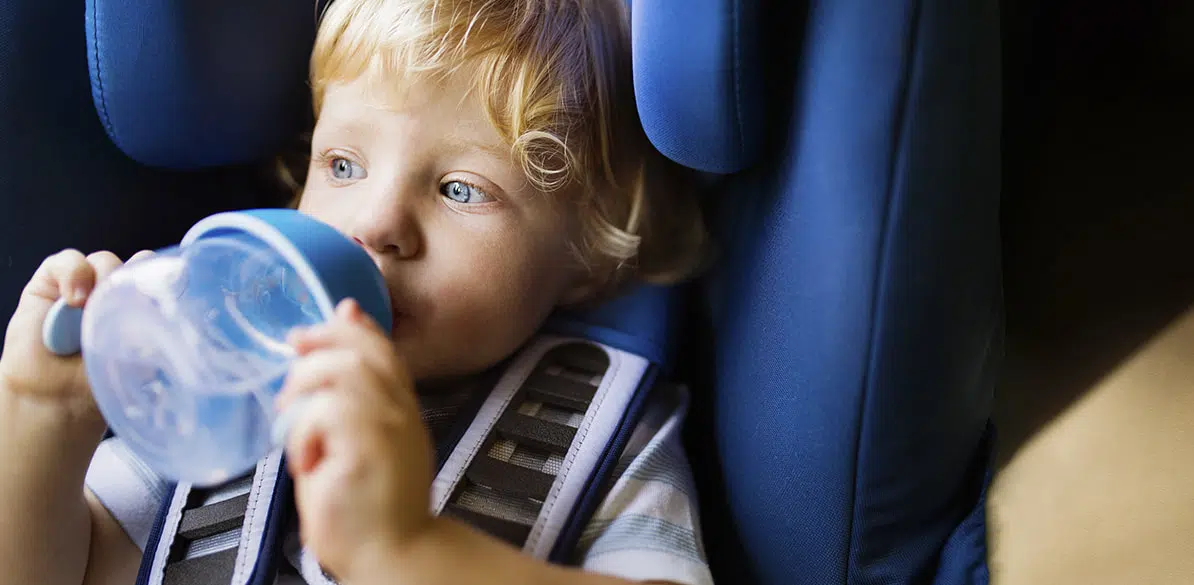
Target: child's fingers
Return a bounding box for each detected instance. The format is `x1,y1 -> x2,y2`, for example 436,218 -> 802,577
288,313 -> 404,380
286,325 -> 333,355
292,299 -> 385,339
289,299 -> 385,349
283,391 -> 382,572
335,298 -> 386,333
290,304 -> 386,346
283,392 -> 376,478
127,249 -> 156,264
27,249 -> 124,306
283,392 -> 340,477
276,347 -> 415,416
66,251 -> 122,306
277,348 -> 373,410
86,251 -> 124,284
28,249 -> 89,304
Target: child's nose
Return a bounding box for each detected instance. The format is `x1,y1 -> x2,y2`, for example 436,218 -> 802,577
350,211 -> 420,260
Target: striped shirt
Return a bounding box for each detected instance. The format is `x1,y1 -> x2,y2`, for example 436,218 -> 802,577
84,381 -> 713,585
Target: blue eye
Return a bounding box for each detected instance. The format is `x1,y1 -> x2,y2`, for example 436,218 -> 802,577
440,180 -> 491,204
329,157 -> 365,181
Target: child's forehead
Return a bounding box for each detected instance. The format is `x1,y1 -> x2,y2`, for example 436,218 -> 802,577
323,61 -> 488,116
317,74 -> 525,178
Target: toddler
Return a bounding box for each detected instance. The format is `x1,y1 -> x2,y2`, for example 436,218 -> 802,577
0,1 -> 710,584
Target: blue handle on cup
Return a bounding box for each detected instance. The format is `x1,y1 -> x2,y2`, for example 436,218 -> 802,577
42,299 -> 84,356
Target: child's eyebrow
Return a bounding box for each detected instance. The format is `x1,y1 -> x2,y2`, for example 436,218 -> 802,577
441,131 -> 530,195
446,117 -> 513,160
443,133 -> 511,161
312,115 -> 370,142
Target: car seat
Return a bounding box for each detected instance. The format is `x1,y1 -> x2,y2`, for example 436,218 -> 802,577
0,0 -> 1002,584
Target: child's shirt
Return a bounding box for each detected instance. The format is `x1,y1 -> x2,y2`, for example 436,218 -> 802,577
85,381 -> 713,585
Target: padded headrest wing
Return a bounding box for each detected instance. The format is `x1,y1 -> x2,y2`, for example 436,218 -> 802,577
631,0 -> 764,174
85,0 -> 317,168
547,284 -> 679,368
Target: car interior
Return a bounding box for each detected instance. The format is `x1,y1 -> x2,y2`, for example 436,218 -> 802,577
0,0 -> 1190,584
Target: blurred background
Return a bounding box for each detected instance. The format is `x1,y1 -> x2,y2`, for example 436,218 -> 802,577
994,0 -> 1194,582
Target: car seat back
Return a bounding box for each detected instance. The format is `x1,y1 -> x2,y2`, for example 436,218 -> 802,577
631,1 -> 1001,583
0,1 -> 1002,584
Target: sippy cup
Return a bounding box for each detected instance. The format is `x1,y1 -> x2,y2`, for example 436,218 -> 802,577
41,209 -> 392,486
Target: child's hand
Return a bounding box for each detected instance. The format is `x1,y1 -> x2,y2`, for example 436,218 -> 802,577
278,299 -> 435,582
0,249 -> 148,420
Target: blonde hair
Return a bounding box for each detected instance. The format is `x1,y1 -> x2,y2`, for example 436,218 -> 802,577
301,0 -> 708,300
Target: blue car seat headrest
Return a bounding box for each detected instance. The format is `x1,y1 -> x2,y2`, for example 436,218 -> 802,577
85,0 -> 317,168
631,0 -> 764,174
87,0 -> 763,175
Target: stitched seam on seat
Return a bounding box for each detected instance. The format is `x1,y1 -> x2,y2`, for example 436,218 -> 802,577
731,0 -> 745,164
846,0 -> 926,582
234,464 -> 270,580
89,0 -> 117,144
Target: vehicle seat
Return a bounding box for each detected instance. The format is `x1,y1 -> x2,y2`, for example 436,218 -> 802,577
643,2 -> 1003,584
0,0 -> 1002,584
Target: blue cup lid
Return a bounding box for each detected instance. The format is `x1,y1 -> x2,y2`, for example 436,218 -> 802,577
183,209 -> 393,331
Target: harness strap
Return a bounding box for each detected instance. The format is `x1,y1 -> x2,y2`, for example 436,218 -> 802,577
432,337 -> 653,558
142,453 -> 289,585
139,335 -> 655,584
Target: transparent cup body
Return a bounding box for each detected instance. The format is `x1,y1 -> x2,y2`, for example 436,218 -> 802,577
82,233 -> 325,485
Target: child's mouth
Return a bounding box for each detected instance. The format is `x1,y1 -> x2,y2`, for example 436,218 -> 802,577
390,313 -> 416,340
388,292 -> 412,337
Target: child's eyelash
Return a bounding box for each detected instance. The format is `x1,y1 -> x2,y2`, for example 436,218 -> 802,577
440,178 -> 499,204
442,178 -> 483,192
315,150 -> 347,165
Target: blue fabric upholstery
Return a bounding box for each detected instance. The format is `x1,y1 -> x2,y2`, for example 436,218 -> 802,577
631,0 -> 763,174
85,0 -> 317,168
0,0 -> 1001,583
676,0 -> 1002,583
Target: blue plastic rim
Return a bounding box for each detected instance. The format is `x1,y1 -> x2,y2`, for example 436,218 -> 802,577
182,209 -> 394,334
